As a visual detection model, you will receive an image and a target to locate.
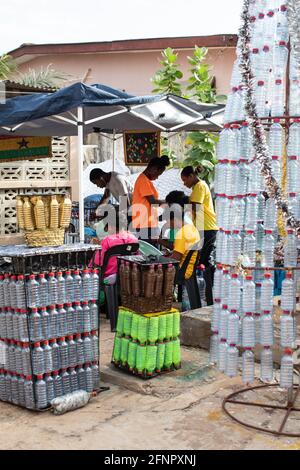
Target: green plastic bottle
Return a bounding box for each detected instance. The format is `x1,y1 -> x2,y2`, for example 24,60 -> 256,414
120,337 -> 130,366
146,344 -> 158,376
148,316 -> 159,343
128,340 -> 138,371
137,315 -> 148,344
113,335 -> 122,363
166,314 -> 174,340
158,315 -> 167,341
136,344 -> 147,374
173,311 -> 181,338
172,338 -> 181,368
116,309 -> 125,336
123,310 -> 133,337
164,340 -> 173,370
156,342 -> 165,373
130,313 -> 139,341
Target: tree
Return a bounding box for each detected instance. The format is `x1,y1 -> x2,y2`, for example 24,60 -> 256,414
0,54 -> 17,80
17,64 -> 68,89
151,47 -> 183,96
187,46 -> 217,103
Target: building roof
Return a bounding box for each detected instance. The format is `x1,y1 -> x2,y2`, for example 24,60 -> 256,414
4,80 -> 56,95
9,35 -> 238,64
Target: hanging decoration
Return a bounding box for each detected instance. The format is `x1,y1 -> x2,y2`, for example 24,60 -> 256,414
238,0 -> 300,232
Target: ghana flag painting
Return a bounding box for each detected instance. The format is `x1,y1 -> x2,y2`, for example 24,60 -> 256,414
0,136 -> 51,162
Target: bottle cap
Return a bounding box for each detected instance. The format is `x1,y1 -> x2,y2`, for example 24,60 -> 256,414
263,310 -> 271,314
29,275 -> 35,280
245,275 -> 253,280
229,343 -> 236,347
241,121 -> 248,126
263,45 -> 270,52
267,10 -> 274,17
264,272 -> 271,278
84,332 -> 90,337
39,273 -> 45,278
280,4 -> 287,11
287,229 -> 294,234
289,155 -> 297,160
231,273 -> 238,278
264,229 -> 273,234
273,118 -> 280,123
48,272 -> 54,277
283,310 -> 291,314
91,299 -> 97,303
222,304 -> 228,310
245,312 -> 253,316
34,342 -> 41,347
74,270 -> 79,275
230,309 -> 237,313
60,337 -> 66,342
82,301 -> 88,305
37,375 -> 43,380
43,340 -> 49,346
271,156 -> 279,160
286,272 -> 293,279
252,48 -> 259,53
279,40 -> 287,46
75,301 -> 81,306
31,308 -> 38,312
246,230 -> 254,234
257,80 -> 264,86
83,269 -> 89,274
244,347 -> 252,351
68,335 -> 73,340
275,79 -> 282,85
66,303 -> 72,307
57,304 -> 64,309
284,348 -> 292,355
231,124 -> 239,129
57,271 -> 63,276
224,123 -> 230,129
66,271 -> 71,275
233,230 -> 240,234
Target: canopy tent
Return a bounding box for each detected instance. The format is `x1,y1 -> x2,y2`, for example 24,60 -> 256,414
0,82 -> 225,240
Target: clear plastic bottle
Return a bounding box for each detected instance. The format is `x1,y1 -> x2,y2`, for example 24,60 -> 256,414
242,348 -> 255,383
217,124 -> 230,160
221,269 -> 231,308
27,275 -> 40,309
91,269 -> 100,301
280,311 -> 295,348
260,346 -> 273,382
89,300 -> 98,331
260,311 -> 274,346
227,310 -> 239,345
48,305 -> 59,340
261,272 -> 274,312
225,344 -> 239,377
213,264 -> 223,301
82,301 -> 91,333
73,270 -> 82,302
287,156 -> 299,193
284,229 -> 298,268
38,274 -> 48,308
15,341 -> 23,375
82,270 -> 92,302
219,306 -> 229,341
209,331 -> 219,364
61,369 -> 71,395
57,272 -> 66,305
243,275 -> 256,314
83,333 -> 93,363
264,198 -> 277,231
11,372 -> 19,404
65,271 -> 75,304
5,308 -> 13,339
12,309 -> 19,341
18,374 -> 25,407
40,307 -> 50,340
22,343 -> 32,377
280,348 -> 294,389
255,80 -> 268,117
24,375 -> 35,409
262,230 -> 275,268
30,307 -> 42,342
75,302 -> 84,334
43,340 -> 53,374
75,334 -> 85,365
53,370 -> 63,398
240,121 -> 254,161
67,335 -> 77,367
57,305 -> 67,338
3,274 -> 11,308
65,303 -> 75,336
256,222 -> 265,252
9,276 -> 17,309
50,338 -> 60,372
0,275 -> 4,309
91,330 -> 99,362
271,78 -> 285,116
91,362 -> 100,390
0,369 -> 6,402
281,272 -> 295,312
228,274 -> 241,311
5,370 -> 12,403
211,301 -> 221,332
77,365 -> 86,391
48,272 -> 58,306
45,372 -> 55,404
32,342 -> 45,376
84,363 -> 94,393
59,337 -> 69,370
244,230 -> 256,267
69,367 -> 79,392
242,312 -> 255,348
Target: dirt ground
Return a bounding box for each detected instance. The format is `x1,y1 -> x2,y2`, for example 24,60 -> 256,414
1,319 -> 300,450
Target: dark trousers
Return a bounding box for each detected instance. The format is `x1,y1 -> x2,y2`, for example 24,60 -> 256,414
199,230 -> 217,306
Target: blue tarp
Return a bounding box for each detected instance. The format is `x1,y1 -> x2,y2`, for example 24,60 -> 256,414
0,82 -> 160,127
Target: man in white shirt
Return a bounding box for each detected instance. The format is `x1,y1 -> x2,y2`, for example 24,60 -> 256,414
90,168 -> 133,218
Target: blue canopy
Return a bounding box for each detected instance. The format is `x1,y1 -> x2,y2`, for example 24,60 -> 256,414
0,82 -> 224,135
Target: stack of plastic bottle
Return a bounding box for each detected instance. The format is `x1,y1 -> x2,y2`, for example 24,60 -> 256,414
212,0 -> 299,390
0,267 -> 100,410
112,308 -> 181,377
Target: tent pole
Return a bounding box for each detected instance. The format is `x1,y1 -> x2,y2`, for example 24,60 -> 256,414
77,106 -> 85,243
112,130 -> 116,172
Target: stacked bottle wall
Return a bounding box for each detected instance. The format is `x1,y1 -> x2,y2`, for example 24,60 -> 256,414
0,267 -> 100,409
212,0 -> 298,388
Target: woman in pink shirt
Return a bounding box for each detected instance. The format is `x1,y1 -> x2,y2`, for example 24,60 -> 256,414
91,208 -> 138,283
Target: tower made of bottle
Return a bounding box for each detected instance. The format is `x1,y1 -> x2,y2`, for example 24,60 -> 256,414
112,256 -> 181,378
212,0 -> 299,388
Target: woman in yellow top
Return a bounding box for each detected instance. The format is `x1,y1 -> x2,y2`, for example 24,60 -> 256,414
132,155 -> 169,241
181,166 -> 218,304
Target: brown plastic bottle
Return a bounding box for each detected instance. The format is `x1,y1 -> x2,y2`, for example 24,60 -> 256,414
154,264 -> 164,297
124,262 -> 132,295
131,263 -> 140,297
164,263 -> 176,297
144,265 -> 156,298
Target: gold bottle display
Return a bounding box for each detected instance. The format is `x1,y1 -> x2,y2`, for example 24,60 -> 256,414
50,195 -> 59,229
60,194 -> 72,228
23,197 -> 35,231
34,196 -> 46,230
16,196 -> 25,230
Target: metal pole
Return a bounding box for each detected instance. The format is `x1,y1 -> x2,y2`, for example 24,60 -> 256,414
112,130 -> 116,173
77,106 -> 85,243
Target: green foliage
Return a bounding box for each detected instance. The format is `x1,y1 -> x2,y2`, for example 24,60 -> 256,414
17,64 -> 68,89
183,132 -> 218,185
187,46 -> 217,103
0,54 -> 17,80
151,47 -> 183,96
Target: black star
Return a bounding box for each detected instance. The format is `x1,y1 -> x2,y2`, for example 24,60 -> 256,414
17,138 -> 30,149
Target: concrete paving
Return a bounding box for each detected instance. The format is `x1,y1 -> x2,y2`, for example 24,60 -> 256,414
1,317 -> 300,450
